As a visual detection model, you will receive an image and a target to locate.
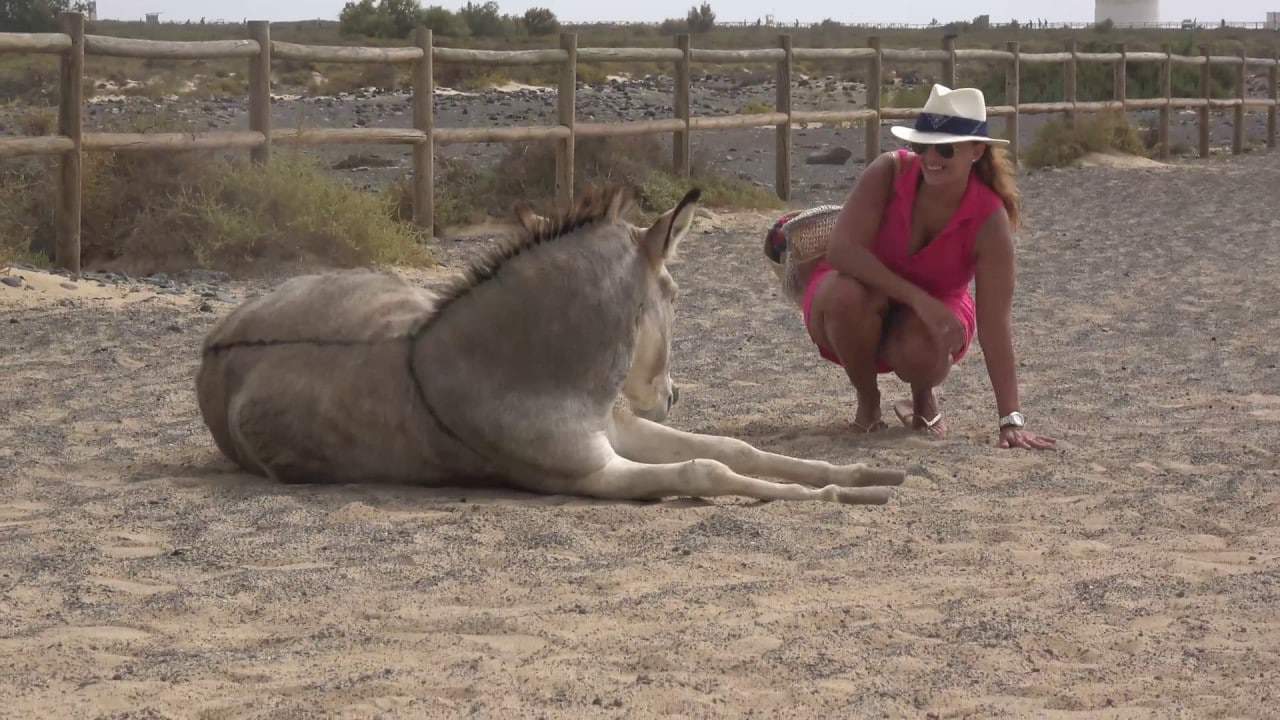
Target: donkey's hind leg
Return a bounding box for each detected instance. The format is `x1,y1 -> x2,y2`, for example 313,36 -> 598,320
569,455 -> 893,505
608,409 -> 904,489
227,393 -> 335,485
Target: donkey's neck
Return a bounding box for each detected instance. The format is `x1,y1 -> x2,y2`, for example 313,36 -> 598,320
418,229 -> 644,417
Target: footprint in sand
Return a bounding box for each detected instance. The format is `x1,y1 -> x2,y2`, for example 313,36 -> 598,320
1244,393 -> 1280,422
29,625 -> 154,645
1066,540 -> 1112,556
90,576 -> 178,596
460,633 -> 547,655
101,530 -> 169,560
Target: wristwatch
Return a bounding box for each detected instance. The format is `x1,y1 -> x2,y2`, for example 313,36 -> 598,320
998,411 -> 1026,430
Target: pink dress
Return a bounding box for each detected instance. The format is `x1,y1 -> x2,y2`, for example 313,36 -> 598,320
802,148 -> 1003,373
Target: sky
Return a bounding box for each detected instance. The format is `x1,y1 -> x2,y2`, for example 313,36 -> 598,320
95,1 -> 1277,25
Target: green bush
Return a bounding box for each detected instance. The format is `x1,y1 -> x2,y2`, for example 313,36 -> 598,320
459,1 -> 512,38
521,7 -> 558,36
1,151 -> 429,274
421,5 -> 469,37
0,0 -> 82,32
686,2 -> 716,33
1025,112 -> 1147,167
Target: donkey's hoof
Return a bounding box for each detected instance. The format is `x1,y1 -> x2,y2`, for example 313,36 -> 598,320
829,485 -> 894,505
833,465 -> 907,487
857,467 -> 907,487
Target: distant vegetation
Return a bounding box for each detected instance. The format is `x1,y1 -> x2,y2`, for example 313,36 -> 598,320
1,0 -> 91,32
2,3 -> 1273,268
1025,112 -> 1150,167
1,2 -> 1271,103
0,148 -> 431,274
396,134 -> 782,229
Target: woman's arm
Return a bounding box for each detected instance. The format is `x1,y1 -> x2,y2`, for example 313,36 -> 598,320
825,152 -> 932,310
974,209 -> 1055,450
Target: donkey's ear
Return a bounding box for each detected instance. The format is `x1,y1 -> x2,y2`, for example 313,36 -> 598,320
513,201 -> 550,235
642,188 -> 701,265
605,186 -> 633,222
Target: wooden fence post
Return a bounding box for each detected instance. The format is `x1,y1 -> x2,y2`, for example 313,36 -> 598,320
1233,46 -> 1246,154
1159,44 -> 1172,159
865,36 -> 882,162
1006,40 -> 1020,164
248,20 -> 271,164
1270,48 -> 1278,149
412,27 -> 433,233
942,35 -> 956,87
556,32 -> 577,210
56,11 -> 84,275
775,34 -> 792,201
1114,43 -> 1127,111
1199,44 -> 1211,158
674,34 -> 691,177
1065,39 -> 1078,127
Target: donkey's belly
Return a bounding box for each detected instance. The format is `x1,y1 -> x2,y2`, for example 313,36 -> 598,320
219,334 -> 491,485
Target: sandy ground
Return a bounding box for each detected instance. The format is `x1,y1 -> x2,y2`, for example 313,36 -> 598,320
3,152 -> 1280,718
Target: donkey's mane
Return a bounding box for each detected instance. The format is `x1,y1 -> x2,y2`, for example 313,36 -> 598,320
421,186 -> 634,328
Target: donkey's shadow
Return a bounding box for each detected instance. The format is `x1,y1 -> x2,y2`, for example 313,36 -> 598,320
153,454 -> 718,509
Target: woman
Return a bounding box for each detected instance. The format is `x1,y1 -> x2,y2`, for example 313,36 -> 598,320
803,84 -> 1054,450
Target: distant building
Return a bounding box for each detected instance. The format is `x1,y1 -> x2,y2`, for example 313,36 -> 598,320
85,1 -> 97,20
1268,11 -> 1279,30
1095,0 -> 1159,27
145,13 -> 161,24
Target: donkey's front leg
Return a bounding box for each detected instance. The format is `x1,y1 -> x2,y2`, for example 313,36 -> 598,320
608,408 -> 904,489
570,455 -> 893,505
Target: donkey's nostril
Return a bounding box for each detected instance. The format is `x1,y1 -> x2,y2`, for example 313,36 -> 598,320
670,386 -> 680,407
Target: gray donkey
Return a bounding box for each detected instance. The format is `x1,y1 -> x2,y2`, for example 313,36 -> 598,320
196,187 -> 904,503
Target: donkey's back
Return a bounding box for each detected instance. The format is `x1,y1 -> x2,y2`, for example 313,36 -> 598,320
196,271 -> 482,484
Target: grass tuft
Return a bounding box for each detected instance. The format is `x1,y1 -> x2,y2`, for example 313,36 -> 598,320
1025,112 -> 1147,168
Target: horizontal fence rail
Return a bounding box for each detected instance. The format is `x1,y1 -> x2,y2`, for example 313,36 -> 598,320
1,13 -> 1278,274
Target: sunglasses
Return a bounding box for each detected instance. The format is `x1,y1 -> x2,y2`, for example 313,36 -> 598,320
908,142 -> 957,159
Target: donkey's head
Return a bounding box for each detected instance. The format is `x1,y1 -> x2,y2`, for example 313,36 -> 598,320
514,187 -> 701,423
619,188 -> 700,422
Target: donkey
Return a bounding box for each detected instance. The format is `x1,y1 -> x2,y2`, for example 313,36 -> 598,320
195,187 -> 904,504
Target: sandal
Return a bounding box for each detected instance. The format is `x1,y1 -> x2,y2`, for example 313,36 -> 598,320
893,400 -> 945,437
851,418 -> 889,434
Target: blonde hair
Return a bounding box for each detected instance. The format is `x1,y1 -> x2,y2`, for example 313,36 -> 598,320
974,144 -> 1021,230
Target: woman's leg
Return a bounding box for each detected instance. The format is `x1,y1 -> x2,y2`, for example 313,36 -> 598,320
805,273 -> 891,431
881,307 -> 952,435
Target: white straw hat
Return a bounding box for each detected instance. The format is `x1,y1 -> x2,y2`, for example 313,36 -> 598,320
889,84 -> 1009,145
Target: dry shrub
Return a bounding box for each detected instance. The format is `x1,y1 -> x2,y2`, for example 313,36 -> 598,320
0,59 -> 59,103
396,135 -> 782,231
18,109 -> 57,136
385,156 -> 496,230
3,151 -> 429,275
318,63 -> 407,94
0,161 -> 50,267
1026,112 -> 1147,168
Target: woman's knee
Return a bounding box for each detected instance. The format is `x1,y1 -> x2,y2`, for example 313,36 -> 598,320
817,275 -> 888,323
885,318 -> 951,384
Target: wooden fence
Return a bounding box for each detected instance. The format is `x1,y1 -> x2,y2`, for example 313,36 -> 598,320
1,12 -> 1278,274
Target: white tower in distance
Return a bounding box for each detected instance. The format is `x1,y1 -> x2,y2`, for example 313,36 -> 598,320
1095,0 -> 1159,26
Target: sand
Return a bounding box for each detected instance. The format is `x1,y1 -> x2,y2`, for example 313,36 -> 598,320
2,152 -> 1279,718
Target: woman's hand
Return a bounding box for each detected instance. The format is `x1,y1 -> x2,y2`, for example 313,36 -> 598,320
913,295 -> 965,354
998,426 -> 1056,450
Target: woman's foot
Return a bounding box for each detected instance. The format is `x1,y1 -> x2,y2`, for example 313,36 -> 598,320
893,395 -> 946,438
852,393 -> 887,434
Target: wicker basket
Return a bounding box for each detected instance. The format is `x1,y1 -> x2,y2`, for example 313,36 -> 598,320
762,204 -> 843,305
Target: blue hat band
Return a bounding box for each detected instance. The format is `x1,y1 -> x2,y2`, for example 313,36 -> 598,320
913,112 -> 989,138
